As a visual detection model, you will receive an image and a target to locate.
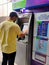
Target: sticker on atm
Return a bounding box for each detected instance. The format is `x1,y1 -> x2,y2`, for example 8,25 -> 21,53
37,21 -> 48,37
35,52 -> 46,63
35,38 -> 48,55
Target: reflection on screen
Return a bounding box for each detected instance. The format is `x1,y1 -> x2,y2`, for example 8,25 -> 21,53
22,23 -> 29,34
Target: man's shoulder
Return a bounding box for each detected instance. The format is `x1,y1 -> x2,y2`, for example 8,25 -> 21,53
0,21 -> 6,26
0,20 -> 8,24
14,23 -> 20,28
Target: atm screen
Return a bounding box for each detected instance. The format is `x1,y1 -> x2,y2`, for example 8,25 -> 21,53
18,13 -> 32,34
22,23 -> 29,34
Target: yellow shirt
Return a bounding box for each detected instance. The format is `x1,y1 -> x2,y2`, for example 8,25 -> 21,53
0,20 -> 21,54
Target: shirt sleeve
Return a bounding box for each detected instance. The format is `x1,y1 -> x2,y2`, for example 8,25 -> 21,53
0,28 -> 4,44
0,29 -> 2,39
15,24 -> 22,37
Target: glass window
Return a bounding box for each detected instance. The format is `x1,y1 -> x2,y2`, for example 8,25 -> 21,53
0,6 -> 2,17
2,0 -> 7,4
7,0 -> 12,2
0,0 -> 12,16
0,0 -> 2,4
2,4 -> 8,16
12,0 -> 23,3
7,2 -> 12,16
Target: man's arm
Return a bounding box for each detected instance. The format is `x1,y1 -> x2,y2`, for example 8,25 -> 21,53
19,32 -> 26,38
15,24 -> 27,39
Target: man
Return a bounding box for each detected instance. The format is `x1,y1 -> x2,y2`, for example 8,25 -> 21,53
0,12 -> 26,65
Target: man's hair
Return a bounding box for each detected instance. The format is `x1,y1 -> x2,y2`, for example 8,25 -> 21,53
9,12 -> 18,18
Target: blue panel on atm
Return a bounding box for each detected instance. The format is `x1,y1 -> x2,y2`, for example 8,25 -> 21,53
37,21 -> 48,37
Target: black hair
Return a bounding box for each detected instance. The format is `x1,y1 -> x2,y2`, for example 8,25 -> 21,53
9,12 -> 18,18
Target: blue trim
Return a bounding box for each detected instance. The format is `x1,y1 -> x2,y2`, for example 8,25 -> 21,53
13,9 -> 21,12
26,3 -> 49,9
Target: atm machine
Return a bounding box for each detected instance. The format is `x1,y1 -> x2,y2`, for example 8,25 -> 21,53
15,13 -> 32,65
29,12 -> 49,65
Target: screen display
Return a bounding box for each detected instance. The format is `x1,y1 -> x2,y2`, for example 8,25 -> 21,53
18,13 -> 31,34
22,23 -> 29,32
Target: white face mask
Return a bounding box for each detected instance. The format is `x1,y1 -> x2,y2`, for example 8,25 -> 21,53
15,19 -> 18,23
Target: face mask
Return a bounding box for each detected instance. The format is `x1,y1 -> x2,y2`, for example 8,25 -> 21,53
15,19 -> 18,23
